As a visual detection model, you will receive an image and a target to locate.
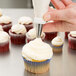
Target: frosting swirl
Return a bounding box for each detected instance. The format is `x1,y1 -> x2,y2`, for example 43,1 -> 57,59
0,25 -> 3,31
18,16 -> 33,25
26,28 -> 45,39
70,31 -> 76,37
0,31 -> 9,43
52,36 -> 64,46
11,24 -> 27,34
0,16 -> 11,23
22,38 -> 53,61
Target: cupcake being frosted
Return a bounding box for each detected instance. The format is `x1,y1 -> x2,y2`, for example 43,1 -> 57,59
0,15 -> 12,33
18,16 -> 33,31
68,31 -> 76,50
9,24 -> 27,45
51,36 -> 64,53
0,31 -> 10,53
22,38 -> 53,73
26,28 -> 45,43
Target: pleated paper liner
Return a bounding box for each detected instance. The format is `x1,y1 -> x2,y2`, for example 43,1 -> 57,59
51,43 -> 63,53
23,57 -> 51,74
9,30 -> 26,45
0,41 -> 9,53
45,32 -> 57,40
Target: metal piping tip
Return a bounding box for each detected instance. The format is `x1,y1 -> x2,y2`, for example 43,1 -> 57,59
36,24 -> 43,38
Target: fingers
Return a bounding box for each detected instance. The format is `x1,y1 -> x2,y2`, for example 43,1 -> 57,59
48,7 -> 55,12
43,22 -> 58,32
43,9 -> 67,21
43,21 -> 76,32
51,0 -> 65,9
61,0 -> 72,6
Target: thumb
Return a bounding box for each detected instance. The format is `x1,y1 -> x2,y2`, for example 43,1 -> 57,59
43,9 -> 67,21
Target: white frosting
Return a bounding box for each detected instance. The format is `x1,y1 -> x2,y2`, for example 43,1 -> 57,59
26,28 -> 45,39
70,31 -> 76,37
52,36 -> 64,46
32,0 -> 50,24
22,38 -> 53,61
0,16 -> 11,23
0,9 -> 2,16
11,24 -> 27,34
0,31 -> 9,43
0,25 -> 3,31
18,16 -> 33,25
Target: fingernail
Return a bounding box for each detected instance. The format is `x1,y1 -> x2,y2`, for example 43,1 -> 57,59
44,13 -> 51,21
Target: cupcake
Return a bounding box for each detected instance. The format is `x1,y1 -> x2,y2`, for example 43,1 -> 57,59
9,24 -> 27,45
22,38 -> 53,73
0,9 -> 2,17
45,32 -> 57,40
26,28 -> 45,43
51,36 -> 64,53
0,16 -> 12,33
68,31 -> 76,50
18,16 -> 33,31
65,32 -> 69,39
0,25 -> 3,31
0,31 -> 10,53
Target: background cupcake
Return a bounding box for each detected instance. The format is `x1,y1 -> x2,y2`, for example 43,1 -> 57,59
0,31 -> 10,53
45,32 -> 57,41
0,9 -> 2,17
65,32 -> 70,39
26,28 -> 45,43
9,24 -> 27,45
0,15 -> 12,33
68,31 -> 76,50
22,38 -> 53,73
51,36 -> 64,53
18,16 -> 33,31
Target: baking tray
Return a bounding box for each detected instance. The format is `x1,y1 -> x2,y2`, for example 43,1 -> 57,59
0,9 -> 76,76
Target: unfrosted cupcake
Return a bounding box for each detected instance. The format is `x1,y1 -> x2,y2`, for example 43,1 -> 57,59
68,31 -> 76,50
0,31 -> 10,53
0,9 -> 2,17
51,36 -> 64,53
45,32 -> 57,40
9,24 -> 27,45
18,16 -> 33,31
0,16 -> 12,33
65,32 -> 69,39
26,28 -> 45,43
22,38 -> 53,73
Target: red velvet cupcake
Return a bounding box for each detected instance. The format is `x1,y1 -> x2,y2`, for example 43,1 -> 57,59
26,28 -> 45,43
9,24 -> 27,45
0,31 -> 10,53
0,16 -> 12,33
68,31 -> 76,50
45,32 -> 57,40
18,16 -> 33,32
65,32 -> 70,39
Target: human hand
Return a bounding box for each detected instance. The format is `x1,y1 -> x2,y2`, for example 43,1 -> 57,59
43,0 -> 76,32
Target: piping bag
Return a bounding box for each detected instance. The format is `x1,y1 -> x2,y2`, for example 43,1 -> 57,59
32,0 -> 51,38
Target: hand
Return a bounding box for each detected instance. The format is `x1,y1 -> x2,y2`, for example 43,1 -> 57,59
43,0 -> 76,32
